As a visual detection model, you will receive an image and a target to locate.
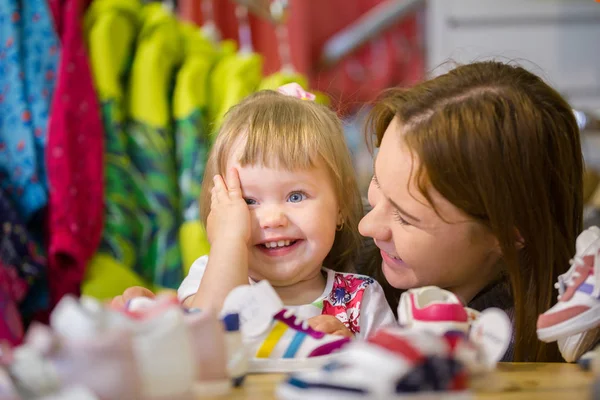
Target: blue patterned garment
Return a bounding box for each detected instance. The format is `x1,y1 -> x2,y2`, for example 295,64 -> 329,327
0,0 -> 60,221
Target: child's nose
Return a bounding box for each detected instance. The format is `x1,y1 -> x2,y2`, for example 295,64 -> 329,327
258,206 -> 289,229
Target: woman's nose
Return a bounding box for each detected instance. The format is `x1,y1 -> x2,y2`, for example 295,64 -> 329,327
359,204 -> 391,242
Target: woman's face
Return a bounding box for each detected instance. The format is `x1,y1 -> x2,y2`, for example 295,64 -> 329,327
358,117 -> 501,303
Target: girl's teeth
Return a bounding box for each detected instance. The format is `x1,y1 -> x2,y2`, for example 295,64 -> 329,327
265,240 -> 292,248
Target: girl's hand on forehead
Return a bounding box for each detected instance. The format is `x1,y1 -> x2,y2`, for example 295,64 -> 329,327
207,168 -> 252,245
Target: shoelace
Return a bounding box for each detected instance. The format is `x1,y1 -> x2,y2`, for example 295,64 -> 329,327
554,257 -> 584,300
282,309 -> 311,331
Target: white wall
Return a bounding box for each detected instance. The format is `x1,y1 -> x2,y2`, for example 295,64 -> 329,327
426,0 -> 600,110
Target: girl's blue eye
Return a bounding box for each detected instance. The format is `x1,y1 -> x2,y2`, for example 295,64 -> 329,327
244,198 -> 257,205
287,192 -> 307,203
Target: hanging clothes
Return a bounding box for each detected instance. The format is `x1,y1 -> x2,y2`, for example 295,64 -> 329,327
45,0 -> 104,306
0,188 -> 47,345
173,24 -> 220,273
126,3 -> 184,288
208,47 -> 263,133
83,0 -> 151,299
0,0 -> 60,221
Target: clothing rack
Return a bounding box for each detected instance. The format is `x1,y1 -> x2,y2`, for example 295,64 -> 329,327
319,0 -> 426,68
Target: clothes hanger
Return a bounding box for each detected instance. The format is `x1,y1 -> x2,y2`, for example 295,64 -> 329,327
270,0 -> 294,73
235,2 -> 254,55
200,0 -> 221,44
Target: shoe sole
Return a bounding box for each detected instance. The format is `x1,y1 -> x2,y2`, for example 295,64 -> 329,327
249,353 -> 340,373
537,306 -> 600,342
557,327 -> 600,362
275,382 -> 473,400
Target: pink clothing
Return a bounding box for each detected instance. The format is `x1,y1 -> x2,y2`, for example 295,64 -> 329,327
322,272 -> 373,335
46,0 -> 103,305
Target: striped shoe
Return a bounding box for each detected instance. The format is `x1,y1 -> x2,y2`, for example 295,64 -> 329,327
247,308 -> 351,373
537,226 -> 600,342
222,280 -> 351,373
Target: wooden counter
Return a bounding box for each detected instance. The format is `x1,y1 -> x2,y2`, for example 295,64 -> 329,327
205,363 -> 596,400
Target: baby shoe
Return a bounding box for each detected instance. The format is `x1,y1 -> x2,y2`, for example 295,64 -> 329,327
0,363 -> 20,400
557,326 -> 600,363
276,327 -> 473,400
181,309 -> 232,395
128,296 -> 245,389
398,286 -> 470,335
222,280 -> 351,373
537,226 -> 600,342
398,286 -> 511,367
5,321 -> 140,400
53,295 -> 196,400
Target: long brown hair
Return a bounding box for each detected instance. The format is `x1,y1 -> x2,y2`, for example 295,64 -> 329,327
200,90 -> 363,272
366,61 -> 583,362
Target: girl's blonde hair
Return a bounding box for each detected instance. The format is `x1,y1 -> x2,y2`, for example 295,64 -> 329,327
366,61 -> 583,362
200,90 -> 363,272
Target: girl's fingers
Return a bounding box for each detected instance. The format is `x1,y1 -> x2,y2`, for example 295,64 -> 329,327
212,175 -> 227,202
225,168 -> 243,199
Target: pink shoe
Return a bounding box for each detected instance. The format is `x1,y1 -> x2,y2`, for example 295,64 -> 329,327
398,286 -> 470,335
7,322 -> 140,400
537,226 -> 600,342
398,286 -> 511,366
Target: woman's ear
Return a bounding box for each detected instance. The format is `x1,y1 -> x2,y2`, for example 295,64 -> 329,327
491,229 -> 524,255
515,229 -> 525,250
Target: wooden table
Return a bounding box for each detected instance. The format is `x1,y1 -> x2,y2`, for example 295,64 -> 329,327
205,363 -> 596,399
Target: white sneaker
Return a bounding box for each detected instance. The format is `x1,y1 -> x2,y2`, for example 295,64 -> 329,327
5,321 -> 140,400
277,327 -> 473,400
0,367 -> 20,400
558,327 -> 600,363
222,281 -> 351,373
537,226 -> 600,342
53,295 -> 196,400
469,308 -> 512,368
128,296 -> 244,390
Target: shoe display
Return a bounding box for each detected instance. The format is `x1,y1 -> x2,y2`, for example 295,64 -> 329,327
5,321 -> 140,400
276,327 -> 473,400
53,295 -> 196,400
537,226 -> 600,342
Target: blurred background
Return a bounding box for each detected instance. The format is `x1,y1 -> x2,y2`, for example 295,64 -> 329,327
0,0 -> 599,343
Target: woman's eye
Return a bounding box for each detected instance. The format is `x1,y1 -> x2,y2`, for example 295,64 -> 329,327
287,192 -> 307,203
244,198 -> 257,205
393,210 -> 411,226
